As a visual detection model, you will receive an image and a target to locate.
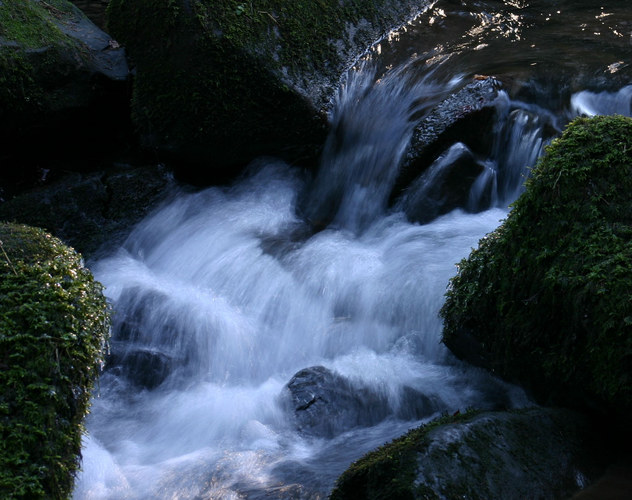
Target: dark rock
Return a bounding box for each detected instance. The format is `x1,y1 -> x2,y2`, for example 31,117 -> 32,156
106,0 -> 435,180
395,142 -> 488,224
281,366 -> 390,438
281,366 -> 442,438
331,407 -> 607,500
0,164 -> 173,257
69,0 -> 110,29
392,77 -> 501,202
107,345 -> 173,390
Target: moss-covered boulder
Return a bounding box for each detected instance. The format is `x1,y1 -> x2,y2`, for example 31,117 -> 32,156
331,407 -> 601,500
0,223 -> 110,499
0,0 -> 129,190
105,0 -> 431,179
440,115 -> 632,423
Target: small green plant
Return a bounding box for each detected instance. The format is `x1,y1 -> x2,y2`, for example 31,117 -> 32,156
235,2 -> 248,15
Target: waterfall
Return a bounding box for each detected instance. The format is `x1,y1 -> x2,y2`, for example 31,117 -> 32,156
303,62 -> 462,233
74,63 -> 631,500
74,65 -> 537,499
571,85 -> 632,118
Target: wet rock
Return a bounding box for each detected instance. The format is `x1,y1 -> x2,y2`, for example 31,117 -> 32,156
331,407 -> 606,500
395,142 -> 488,224
392,77 -> 501,201
281,366 -> 442,438
0,164 -> 173,257
281,366 -> 390,438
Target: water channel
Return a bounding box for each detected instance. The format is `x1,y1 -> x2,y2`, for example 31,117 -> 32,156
74,1 -> 632,498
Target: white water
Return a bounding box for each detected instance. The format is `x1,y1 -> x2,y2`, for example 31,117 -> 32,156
74,56 -> 632,500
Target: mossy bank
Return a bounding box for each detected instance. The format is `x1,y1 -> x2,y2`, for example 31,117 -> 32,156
106,0 -> 432,180
0,223 -> 110,499
440,115 -> 632,427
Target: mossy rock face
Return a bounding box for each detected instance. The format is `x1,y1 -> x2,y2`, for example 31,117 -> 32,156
0,0 -> 128,120
440,115 -> 632,422
0,0 -> 130,191
0,223 -> 110,499
330,408 -> 600,500
106,0 -> 431,179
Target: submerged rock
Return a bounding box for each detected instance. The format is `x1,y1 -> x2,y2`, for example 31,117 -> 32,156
440,116 -> 632,428
107,346 -> 173,390
331,407 -> 604,500
106,0 -> 434,180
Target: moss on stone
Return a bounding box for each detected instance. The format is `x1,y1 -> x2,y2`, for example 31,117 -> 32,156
0,0 -> 73,48
331,408 -> 599,499
440,115 -> 632,421
330,410 -> 480,500
105,0 -> 426,175
0,0 -> 88,124
0,223 -> 110,499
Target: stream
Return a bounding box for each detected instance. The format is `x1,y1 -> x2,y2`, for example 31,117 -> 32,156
74,1 -> 632,498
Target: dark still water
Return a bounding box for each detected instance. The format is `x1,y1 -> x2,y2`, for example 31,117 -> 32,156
74,1 -> 632,498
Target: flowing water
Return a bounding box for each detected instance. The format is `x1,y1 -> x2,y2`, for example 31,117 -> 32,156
74,1 -> 632,498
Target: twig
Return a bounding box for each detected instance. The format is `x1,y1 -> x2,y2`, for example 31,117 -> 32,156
0,240 -> 18,276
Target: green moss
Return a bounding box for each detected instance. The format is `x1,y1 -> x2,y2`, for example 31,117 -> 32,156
330,410 -> 480,500
0,0 -> 72,48
0,0 -> 88,121
440,115 -> 632,417
331,408 -> 597,500
0,223 -> 110,499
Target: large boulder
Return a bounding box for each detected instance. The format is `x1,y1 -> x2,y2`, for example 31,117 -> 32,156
0,0 -> 130,192
330,407 -> 604,500
0,223 -> 110,499
105,0 -> 433,180
440,115 -> 632,426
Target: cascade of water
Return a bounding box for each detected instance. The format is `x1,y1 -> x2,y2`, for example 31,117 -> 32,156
74,64 -> 536,498
303,61 -> 462,233
571,85 -> 632,118
487,92 -> 558,204
74,61 -> 632,500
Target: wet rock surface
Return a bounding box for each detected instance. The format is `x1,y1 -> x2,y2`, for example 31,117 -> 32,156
107,346 -> 173,390
331,407 -> 607,500
281,366 -> 391,438
280,366 -> 441,438
392,77 -> 501,201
